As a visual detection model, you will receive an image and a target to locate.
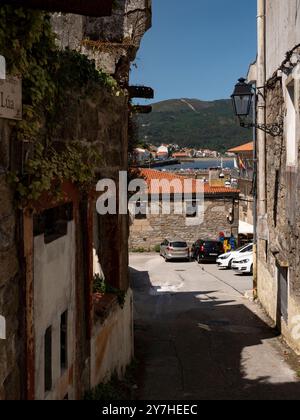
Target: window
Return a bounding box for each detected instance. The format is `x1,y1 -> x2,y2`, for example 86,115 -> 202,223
171,242 -> 188,248
60,311 -> 68,371
134,200 -> 147,220
34,203 -> 73,244
44,327 -> 52,393
242,245 -> 253,253
278,266 -> 289,324
286,79 -> 298,166
186,201 -> 197,218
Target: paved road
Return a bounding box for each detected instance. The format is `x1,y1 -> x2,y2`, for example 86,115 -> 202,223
130,253 -> 300,400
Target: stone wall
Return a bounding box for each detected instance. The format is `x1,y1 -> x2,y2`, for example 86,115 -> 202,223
257,75 -> 300,353
0,0 -> 151,398
0,83 -> 130,399
52,0 -> 152,79
129,197 -> 239,251
0,120 -> 22,400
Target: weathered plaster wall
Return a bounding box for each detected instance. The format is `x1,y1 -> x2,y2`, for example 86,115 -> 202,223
266,0 -> 300,79
129,197 -> 239,251
34,221 -> 76,400
90,289 -> 133,387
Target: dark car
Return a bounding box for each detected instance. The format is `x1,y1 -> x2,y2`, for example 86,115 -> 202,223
192,240 -> 224,263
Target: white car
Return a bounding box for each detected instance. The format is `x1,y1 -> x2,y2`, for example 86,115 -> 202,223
232,253 -> 253,275
216,243 -> 253,269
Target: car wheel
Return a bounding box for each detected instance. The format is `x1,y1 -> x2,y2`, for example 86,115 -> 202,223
197,254 -> 201,264
250,264 -> 253,275
228,259 -> 233,269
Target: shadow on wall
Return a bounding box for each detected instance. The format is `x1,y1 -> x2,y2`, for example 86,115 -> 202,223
129,267 -> 300,400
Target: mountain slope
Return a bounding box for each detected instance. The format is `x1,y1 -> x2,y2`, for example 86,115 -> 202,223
136,98 -> 251,152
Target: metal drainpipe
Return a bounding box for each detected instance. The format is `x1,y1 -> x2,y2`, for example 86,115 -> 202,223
254,0 -> 266,297
253,88 -> 258,297
257,0 -> 267,218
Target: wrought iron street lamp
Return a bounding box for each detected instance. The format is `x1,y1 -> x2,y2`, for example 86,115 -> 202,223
231,78 -> 253,117
231,78 -> 283,137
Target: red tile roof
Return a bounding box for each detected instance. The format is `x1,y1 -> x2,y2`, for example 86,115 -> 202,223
139,169 -> 239,195
228,142 -> 254,153
172,153 -> 190,158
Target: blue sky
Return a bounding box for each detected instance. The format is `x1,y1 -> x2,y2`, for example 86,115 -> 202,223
130,0 -> 257,103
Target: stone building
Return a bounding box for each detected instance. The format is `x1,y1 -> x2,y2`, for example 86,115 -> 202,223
228,142 -> 254,243
129,169 -> 239,251
0,0 -> 151,400
248,0 -> 300,353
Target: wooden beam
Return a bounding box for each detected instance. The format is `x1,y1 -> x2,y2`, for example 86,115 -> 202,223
129,86 -> 154,99
23,210 -> 35,400
1,0 -> 113,17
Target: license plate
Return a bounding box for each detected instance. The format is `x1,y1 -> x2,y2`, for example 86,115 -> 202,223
210,253 -> 218,256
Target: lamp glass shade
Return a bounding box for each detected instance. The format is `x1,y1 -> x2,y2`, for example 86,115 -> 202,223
232,95 -> 252,117
231,78 -> 253,117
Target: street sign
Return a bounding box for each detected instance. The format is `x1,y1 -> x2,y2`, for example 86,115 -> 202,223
0,75 -> 22,120
0,55 -> 6,79
0,315 -> 5,340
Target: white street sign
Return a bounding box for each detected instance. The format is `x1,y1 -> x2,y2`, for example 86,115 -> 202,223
0,55 -> 6,80
0,315 -> 6,340
0,75 -> 22,120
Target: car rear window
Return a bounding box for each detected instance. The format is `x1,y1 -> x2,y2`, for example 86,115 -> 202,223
171,242 -> 188,248
203,241 -> 220,248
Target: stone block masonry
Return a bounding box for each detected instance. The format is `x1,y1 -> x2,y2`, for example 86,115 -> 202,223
129,198 -> 239,251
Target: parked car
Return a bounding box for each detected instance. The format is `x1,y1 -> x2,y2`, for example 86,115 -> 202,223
160,238 -> 190,262
232,253 -> 253,275
217,243 -> 253,269
192,240 -> 224,263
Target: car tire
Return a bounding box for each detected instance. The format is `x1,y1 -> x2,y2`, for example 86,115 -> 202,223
197,254 -> 201,264
250,264 -> 253,275
228,259 -> 233,269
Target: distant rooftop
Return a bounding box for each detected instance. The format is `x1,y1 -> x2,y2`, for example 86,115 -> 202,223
139,169 -> 240,196
228,142 -> 254,153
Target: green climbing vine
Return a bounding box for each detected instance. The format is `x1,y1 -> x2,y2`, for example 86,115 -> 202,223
8,142 -> 103,205
0,5 -> 124,203
93,274 -> 126,309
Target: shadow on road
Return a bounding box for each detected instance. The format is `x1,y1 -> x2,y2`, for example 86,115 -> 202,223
130,266 -> 300,400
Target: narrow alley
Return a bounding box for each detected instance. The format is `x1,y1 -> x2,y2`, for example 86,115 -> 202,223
130,254 -> 300,400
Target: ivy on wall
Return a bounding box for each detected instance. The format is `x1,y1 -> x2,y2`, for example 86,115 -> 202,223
8,142 -> 103,205
0,5 -> 123,203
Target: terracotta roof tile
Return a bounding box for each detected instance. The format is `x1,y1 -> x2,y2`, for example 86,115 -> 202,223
139,169 -> 239,195
228,142 -> 254,153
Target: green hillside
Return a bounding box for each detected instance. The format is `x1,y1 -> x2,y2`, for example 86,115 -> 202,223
136,98 -> 251,153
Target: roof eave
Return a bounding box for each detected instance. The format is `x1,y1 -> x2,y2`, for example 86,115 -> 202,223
3,0 -> 113,17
